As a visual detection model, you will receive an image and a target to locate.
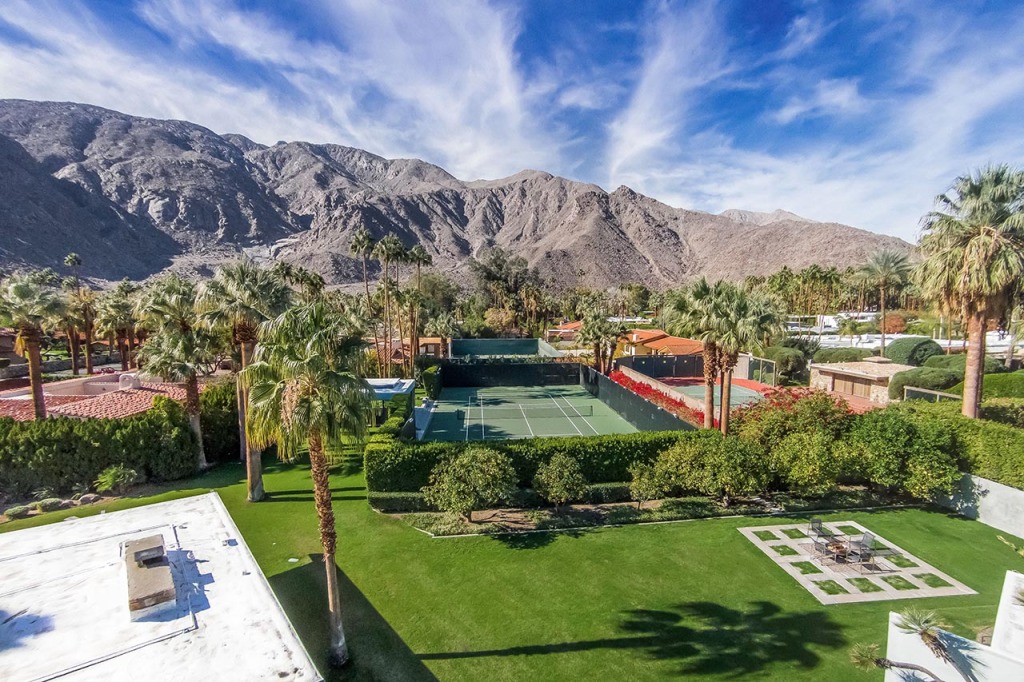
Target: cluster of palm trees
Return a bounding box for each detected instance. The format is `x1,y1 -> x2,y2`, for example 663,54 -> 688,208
665,279 -> 783,434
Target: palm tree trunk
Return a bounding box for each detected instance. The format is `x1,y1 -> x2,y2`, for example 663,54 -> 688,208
719,368 -> 733,435
127,333 -> 137,369
184,374 -> 208,469
878,659 -> 946,682
308,431 -> 349,667
362,256 -> 382,378
962,311 -> 986,419
382,257 -> 391,377
24,331 -> 47,420
592,343 -> 601,371
702,346 -> 716,429
84,323 -> 95,374
118,333 -> 129,371
879,286 -> 887,353
66,325 -> 80,375
239,340 -> 264,501
1005,310 -> 1017,369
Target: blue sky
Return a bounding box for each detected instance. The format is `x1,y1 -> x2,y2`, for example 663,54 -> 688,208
2,0 -> 1023,242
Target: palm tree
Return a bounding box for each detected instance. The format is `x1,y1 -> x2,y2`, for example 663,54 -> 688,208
426,312 -> 459,358
241,300 -> 373,668
55,286 -> 83,375
714,286 -> 782,435
199,260 -> 292,501
68,287 -> 98,374
372,235 -> 406,374
407,244 -> 432,365
350,227 -> 382,377
96,288 -> 138,371
850,643 -> 945,682
918,165 -> 1024,418
858,250 -> 912,353
136,275 -> 220,470
0,274 -> 64,419
665,279 -> 724,429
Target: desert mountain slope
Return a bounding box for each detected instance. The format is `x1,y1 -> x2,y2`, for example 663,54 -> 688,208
0,99 -> 912,286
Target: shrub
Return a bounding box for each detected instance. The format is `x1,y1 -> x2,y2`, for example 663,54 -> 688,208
421,365 -> 442,400
734,387 -> 852,455
880,312 -> 908,334
950,371 -> 1024,400
924,353 -> 1007,375
422,447 -> 517,522
883,337 -> 942,366
888,368 -> 961,400
781,336 -> 821,358
654,430 -> 724,495
608,370 -> 705,426
772,431 -> 844,495
813,348 -> 873,364
367,491 -> 432,513
628,463 -> 665,509
761,346 -> 807,383
4,504 -> 30,519
585,482 -> 633,504
982,399 -> 1024,428
94,464 -> 139,495
533,453 -> 589,508
35,497 -> 63,512
705,436 -> 770,505
199,379 -> 241,464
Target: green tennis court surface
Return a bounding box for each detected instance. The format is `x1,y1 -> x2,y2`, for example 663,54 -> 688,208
663,378 -> 765,407
422,385 -> 637,441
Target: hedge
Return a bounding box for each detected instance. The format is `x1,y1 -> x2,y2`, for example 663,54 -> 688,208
924,353 -> 1007,375
368,482 -> 635,512
199,379 -> 241,464
950,371 -> 1024,400
421,365 -> 442,400
889,367 -> 961,400
981,399 -> 1024,429
761,346 -> 807,381
0,397 -> 199,497
883,337 -> 943,366
812,348 -> 873,364
364,431 -> 690,492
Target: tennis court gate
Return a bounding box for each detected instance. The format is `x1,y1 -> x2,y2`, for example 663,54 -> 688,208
735,354 -> 777,387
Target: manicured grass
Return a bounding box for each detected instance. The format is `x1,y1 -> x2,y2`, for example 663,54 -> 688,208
914,573 -> 953,588
836,525 -> 862,536
847,578 -> 883,593
813,580 -> 848,596
4,457 -> 1022,681
881,576 -> 919,591
772,544 -> 799,556
754,529 -> 779,541
888,554 -> 919,568
791,561 -> 823,575
782,528 -> 807,539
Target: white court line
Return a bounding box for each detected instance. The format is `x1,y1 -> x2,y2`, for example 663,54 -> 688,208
518,403 -> 536,438
555,395 -> 600,435
549,394 -> 585,436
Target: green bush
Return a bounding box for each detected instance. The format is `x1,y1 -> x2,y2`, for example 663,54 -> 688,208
421,365 -> 442,400
367,491 -> 432,513
704,436 -> 770,504
94,464 -> 139,495
772,431 -> 842,496
199,379 -> 240,464
981,399 -> 1024,428
533,453 -> 589,507
422,447 -> 517,522
628,463 -> 665,509
586,482 -> 633,504
761,346 -> 807,382
889,367 -> 962,400
35,497 -> 63,512
883,337 -> 943,366
950,371 -> 1024,400
812,348 -> 873,364
924,353 -> 1007,374
4,504 -> 30,519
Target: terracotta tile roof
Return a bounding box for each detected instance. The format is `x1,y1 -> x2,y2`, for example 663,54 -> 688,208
625,329 -> 668,344
0,394 -> 90,421
555,321 -> 583,331
49,382 -> 188,419
644,336 -> 704,355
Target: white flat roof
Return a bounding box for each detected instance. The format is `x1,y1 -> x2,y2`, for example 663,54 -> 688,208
0,493 -> 321,682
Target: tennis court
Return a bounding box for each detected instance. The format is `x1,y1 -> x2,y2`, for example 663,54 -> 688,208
421,385 -> 637,441
661,377 -> 767,407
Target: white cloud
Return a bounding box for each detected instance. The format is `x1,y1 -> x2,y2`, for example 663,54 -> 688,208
772,78 -> 868,124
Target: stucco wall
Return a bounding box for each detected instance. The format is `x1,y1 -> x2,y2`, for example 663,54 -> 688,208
617,365 -> 705,413
935,474 -> 1024,540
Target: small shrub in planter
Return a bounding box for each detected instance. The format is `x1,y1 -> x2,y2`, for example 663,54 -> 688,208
35,498 -> 63,513
422,447 -> 517,523
4,504 -> 31,519
94,464 -> 139,496
533,453 -> 588,509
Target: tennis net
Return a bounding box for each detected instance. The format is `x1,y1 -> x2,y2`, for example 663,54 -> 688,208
457,405 -> 594,421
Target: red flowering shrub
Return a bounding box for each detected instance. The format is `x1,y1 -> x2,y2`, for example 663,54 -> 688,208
609,370 -> 709,428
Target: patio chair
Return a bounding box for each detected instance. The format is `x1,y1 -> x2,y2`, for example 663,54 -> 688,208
848,532 -> 876,572
807,518 -> 836,541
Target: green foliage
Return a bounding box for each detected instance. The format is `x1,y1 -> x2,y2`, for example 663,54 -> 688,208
883,337 -> 943,366
199,379 -> 240,464
951,370 -> 1024,399
4,504 -> 30,519
812,347 -> 873,363
924,353 -> 1007,374
35,497 -> 63,512
422,447 -> 517,521
889,367 -> 961,400
772,431 -> 842,495
628,463 -> 665,508
366,491 -> 432,513
780,336 -> 820,359
421,365 -> 442,400
734,389 -> 852,456
761,346 -> 807,382
94,464 -> 139,495
533,453 -> 589,507
0,397 -> 198,497
981,399 -> 1024,428
705,436 -> 770,503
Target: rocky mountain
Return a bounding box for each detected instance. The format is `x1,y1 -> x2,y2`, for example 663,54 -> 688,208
0,99 -> 913,287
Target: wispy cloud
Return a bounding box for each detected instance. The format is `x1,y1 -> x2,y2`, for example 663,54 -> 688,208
771,78 -> 867,124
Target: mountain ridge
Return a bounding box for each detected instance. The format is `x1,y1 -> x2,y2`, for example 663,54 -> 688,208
0,99 -> 913,287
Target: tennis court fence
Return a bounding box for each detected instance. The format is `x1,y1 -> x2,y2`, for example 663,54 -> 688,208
904,386 -> 961,403
457,405 -> 594,421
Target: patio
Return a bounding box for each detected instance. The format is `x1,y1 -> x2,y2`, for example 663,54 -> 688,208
740,520 -> 977,605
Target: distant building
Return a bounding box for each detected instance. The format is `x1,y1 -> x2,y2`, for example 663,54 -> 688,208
809,356 -> 915,409
0,372 -> 196,421
545,321 -> 583,342
620,329 -> 668,356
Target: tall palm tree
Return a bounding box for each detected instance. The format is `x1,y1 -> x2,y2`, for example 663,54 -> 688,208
242,300 -> 372,667
858,250 -> 912,353
0,274 -> 64,419
426,312 -> 459,358
407,244 -> 432,365
199,260 -> 292,501
918,165 -> 1024,418
96,288 -> 138,371
372,235 -> 405,374
665,278 -> 724,429
136,275 -> 220,470
55,286 -> 83,375
350,227 -> 382,376
68,287 -> 99,374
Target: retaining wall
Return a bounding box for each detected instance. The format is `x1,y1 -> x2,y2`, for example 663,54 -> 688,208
616,365 -> 706,414
580,365 -> 693,432
935,473 -> 1024,539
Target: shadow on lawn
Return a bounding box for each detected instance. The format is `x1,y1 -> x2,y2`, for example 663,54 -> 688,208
420,600 -> 845,676
490,526 -> 595,550
270,556 -> 438,682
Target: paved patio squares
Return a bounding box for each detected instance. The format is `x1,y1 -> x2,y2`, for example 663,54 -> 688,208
740,520 -> 977,605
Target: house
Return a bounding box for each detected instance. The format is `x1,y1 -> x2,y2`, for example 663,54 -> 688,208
545,321 -> 583,343
0,372 -> 194,421
620,329 -> 669,356
403,337 -> 444,358
642,335 -> 703,357
809,356 -> 915,408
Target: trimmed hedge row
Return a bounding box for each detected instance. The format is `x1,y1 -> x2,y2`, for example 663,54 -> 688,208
950,370 -> 1024,400
199,379 -> 241,464
365,431 -> 689,492
812,347 -> 873,363
924,353 -> 1007,374
368,481 -> 636,512
889,367 -> 961,400
421,365 -> 442,399
0,397 -> 199,496
981,399 -> 1024,429
883,337 -> 942,366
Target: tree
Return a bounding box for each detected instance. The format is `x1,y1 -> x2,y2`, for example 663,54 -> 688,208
136,275 -> 220,470
373,234 -> 406,374
426,312 -> 460,358
858,250 -> 911,354
242,299 -> 373,667
577,312 -> 621,373
407,244 -> 432,365
851,609 -> 972,682
68,287 -> 98,374
533,453 -> 588,509
850,643 -> 946,682
199,260 -> 292,501
665,278 -> 725,429
55,285 -> 83,375
350,227 -> 382,377
628,462 -> 665,510
918,165 -> 1024,418
0,273 -> 64,419
96,286 -> 138,371
422,447 -> 517,523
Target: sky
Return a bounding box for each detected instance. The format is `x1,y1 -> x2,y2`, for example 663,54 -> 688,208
1,0 -> 1023,242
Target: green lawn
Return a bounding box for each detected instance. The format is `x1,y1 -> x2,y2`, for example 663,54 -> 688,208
4,457 -> 1023,681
